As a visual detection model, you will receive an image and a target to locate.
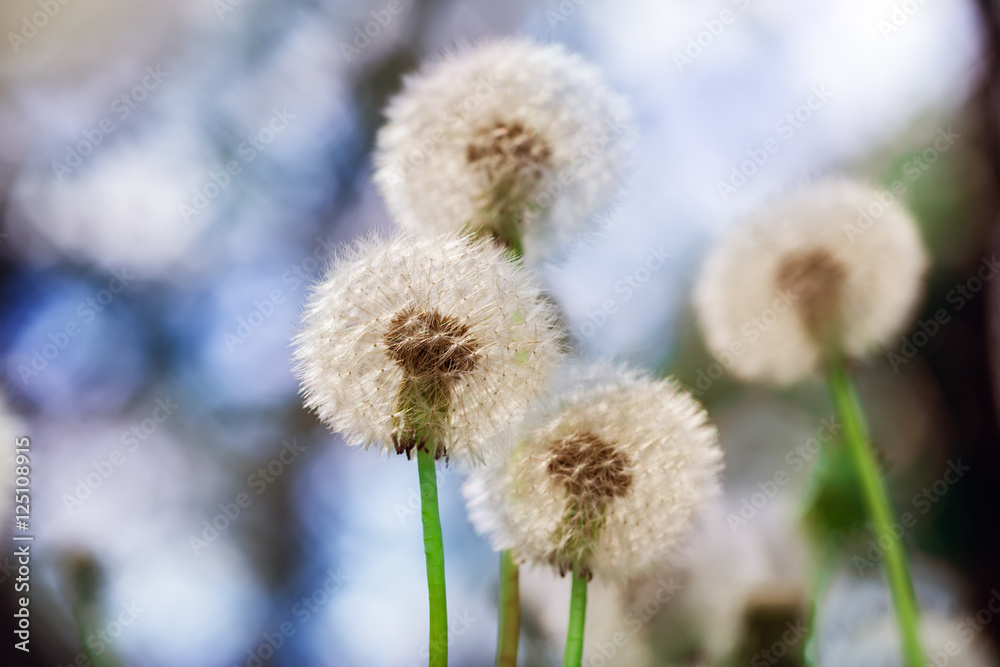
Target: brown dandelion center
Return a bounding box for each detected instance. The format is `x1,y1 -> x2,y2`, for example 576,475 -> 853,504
547,432 -> 634,502
775,248 -> 846,340
466,120 -> 552,181
384,307 -> 480,379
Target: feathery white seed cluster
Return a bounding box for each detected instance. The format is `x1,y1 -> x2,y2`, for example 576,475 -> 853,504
294,233 -> 564,463
374,38 -> 633,262
464,362 -> 722,581
695,179 -> 928,385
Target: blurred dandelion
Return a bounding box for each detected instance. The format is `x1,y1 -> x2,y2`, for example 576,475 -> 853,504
694,179 -> 928,385
694,178 -> 931,666
374,39 -> 633,262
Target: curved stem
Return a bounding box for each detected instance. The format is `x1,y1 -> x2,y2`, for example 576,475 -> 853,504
417,446 -> 448,667
826,361 -> 925,667
496,550 -> 520,666
562,572 -> 588,667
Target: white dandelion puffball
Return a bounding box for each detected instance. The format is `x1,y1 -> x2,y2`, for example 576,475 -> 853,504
374,39 -> 633,261
694,179 -> 928,385
294,233 -> 564,463
465,362 -> 722,581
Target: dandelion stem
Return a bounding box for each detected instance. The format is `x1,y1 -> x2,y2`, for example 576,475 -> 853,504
73,605 -> 113,667
826,360 -> 925,667
70,560 -> 113,667
562,571 -> 588,667
496,550 -> 520,666
417,445 -> 448,667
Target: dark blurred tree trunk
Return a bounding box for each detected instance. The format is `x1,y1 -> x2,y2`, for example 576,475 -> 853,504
946,0 -> 1000,648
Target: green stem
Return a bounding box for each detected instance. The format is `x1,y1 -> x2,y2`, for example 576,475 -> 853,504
496,550 -> 520,667
417,446 -> 448,667
73,605 -> 113,667
802,549 -> 836,667
562,572 -> 588,667
826,360 -> 924,667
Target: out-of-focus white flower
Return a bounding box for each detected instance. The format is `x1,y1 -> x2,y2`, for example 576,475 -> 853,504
294,233 -> 564,464
820,612 -> 997,667
9,129 -> 213,277
29,415 -> 266,667
694,179 -> 928,385
654,499 -> 810,664
374,39 -> 633,262
517,563 -> 657,667
465,362 -> 722,581
816,565 -> 997,667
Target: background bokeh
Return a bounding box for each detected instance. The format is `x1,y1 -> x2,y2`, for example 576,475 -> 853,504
2,0 -> 1000,665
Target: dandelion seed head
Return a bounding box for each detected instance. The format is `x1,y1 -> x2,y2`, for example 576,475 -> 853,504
383,307 -> 481,379
694,179 -> 928,385
465,362 -> 722,581
374,39 -> 633,262
294,233 -> 564,463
